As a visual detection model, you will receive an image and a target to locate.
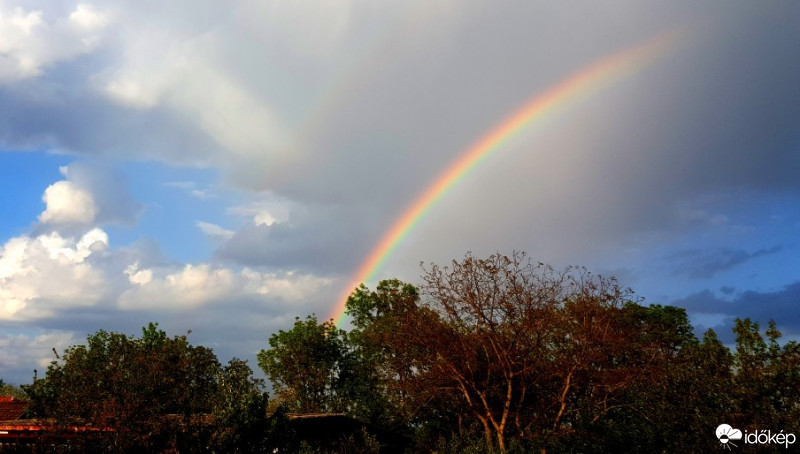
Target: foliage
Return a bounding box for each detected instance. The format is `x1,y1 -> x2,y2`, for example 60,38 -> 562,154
732,319 -> 800,435
210,358 -> 271,453
0,379 -> 28,399
337,253 -> 800,453
346,279 -> 437,427
257,315 -> 351,413
12,253 -> 800,453
24,323 -> 222,452
408,253 -> 673,452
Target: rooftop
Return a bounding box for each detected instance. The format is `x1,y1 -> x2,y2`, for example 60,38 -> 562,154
0,397 -> 28,422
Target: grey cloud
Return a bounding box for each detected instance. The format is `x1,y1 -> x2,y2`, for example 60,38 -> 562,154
2,0 -> 799,383
670,282 -> 800,344
215,204 -> 380,274
227,1 -> 799,277
2,1 -> 796,246
64,162 -> 142,225
666,246 -> 781,279
0,77 -> 222,164
5,293 -> 329,385
31,162 -> 142,235
0,327 -> 77,385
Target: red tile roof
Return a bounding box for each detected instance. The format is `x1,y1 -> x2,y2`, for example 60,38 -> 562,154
0,397 -> 29,421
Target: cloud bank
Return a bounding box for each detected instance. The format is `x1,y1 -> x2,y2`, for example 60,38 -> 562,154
0,0 -> 797,383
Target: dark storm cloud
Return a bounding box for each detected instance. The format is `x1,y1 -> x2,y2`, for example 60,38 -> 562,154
671,282 -> 800,343
243,2 -> 799,201
232,0 -> 799,274
665,246 -> 781,279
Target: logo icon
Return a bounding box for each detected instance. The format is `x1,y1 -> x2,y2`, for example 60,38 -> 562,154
716,424 -> 743,450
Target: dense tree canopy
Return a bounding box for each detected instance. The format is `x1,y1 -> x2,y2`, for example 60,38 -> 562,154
257,315 -> 349,413
338,253 -> 800,452
23,323 -> 274,453
340,253 -> 702,452
16,253 -> 800,453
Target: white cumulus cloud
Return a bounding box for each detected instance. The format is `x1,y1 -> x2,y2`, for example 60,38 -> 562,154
38,180 -> 98,225
0,2 -> 109,81
118,264 -> 333,310
0,228 -> 110,320
69,3 -> 108,31
36,164 -> 141,230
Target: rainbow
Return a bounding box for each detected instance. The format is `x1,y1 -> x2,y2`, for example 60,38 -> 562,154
330,29 -> 684,326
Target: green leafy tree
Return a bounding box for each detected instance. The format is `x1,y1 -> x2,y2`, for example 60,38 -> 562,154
258,315 -> 351,413
583,317 -> 800,453
667,329 -> 736,452
576,310 -> 728,453
0,378 -> 28,399
24,323 -> 221,452
732,319 -> 800,435
259,252 -> 800,453
345,279 -> 439,427
210,358 -> 272,453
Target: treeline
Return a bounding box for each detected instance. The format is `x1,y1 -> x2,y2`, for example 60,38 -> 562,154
9,253 -> 800,453
20,323 -> 286,453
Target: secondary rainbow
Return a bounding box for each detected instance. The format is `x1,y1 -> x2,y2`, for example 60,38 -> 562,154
331,29 -> 683,326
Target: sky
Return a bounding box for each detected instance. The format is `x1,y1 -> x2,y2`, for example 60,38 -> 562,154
0,1 -> 798,384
